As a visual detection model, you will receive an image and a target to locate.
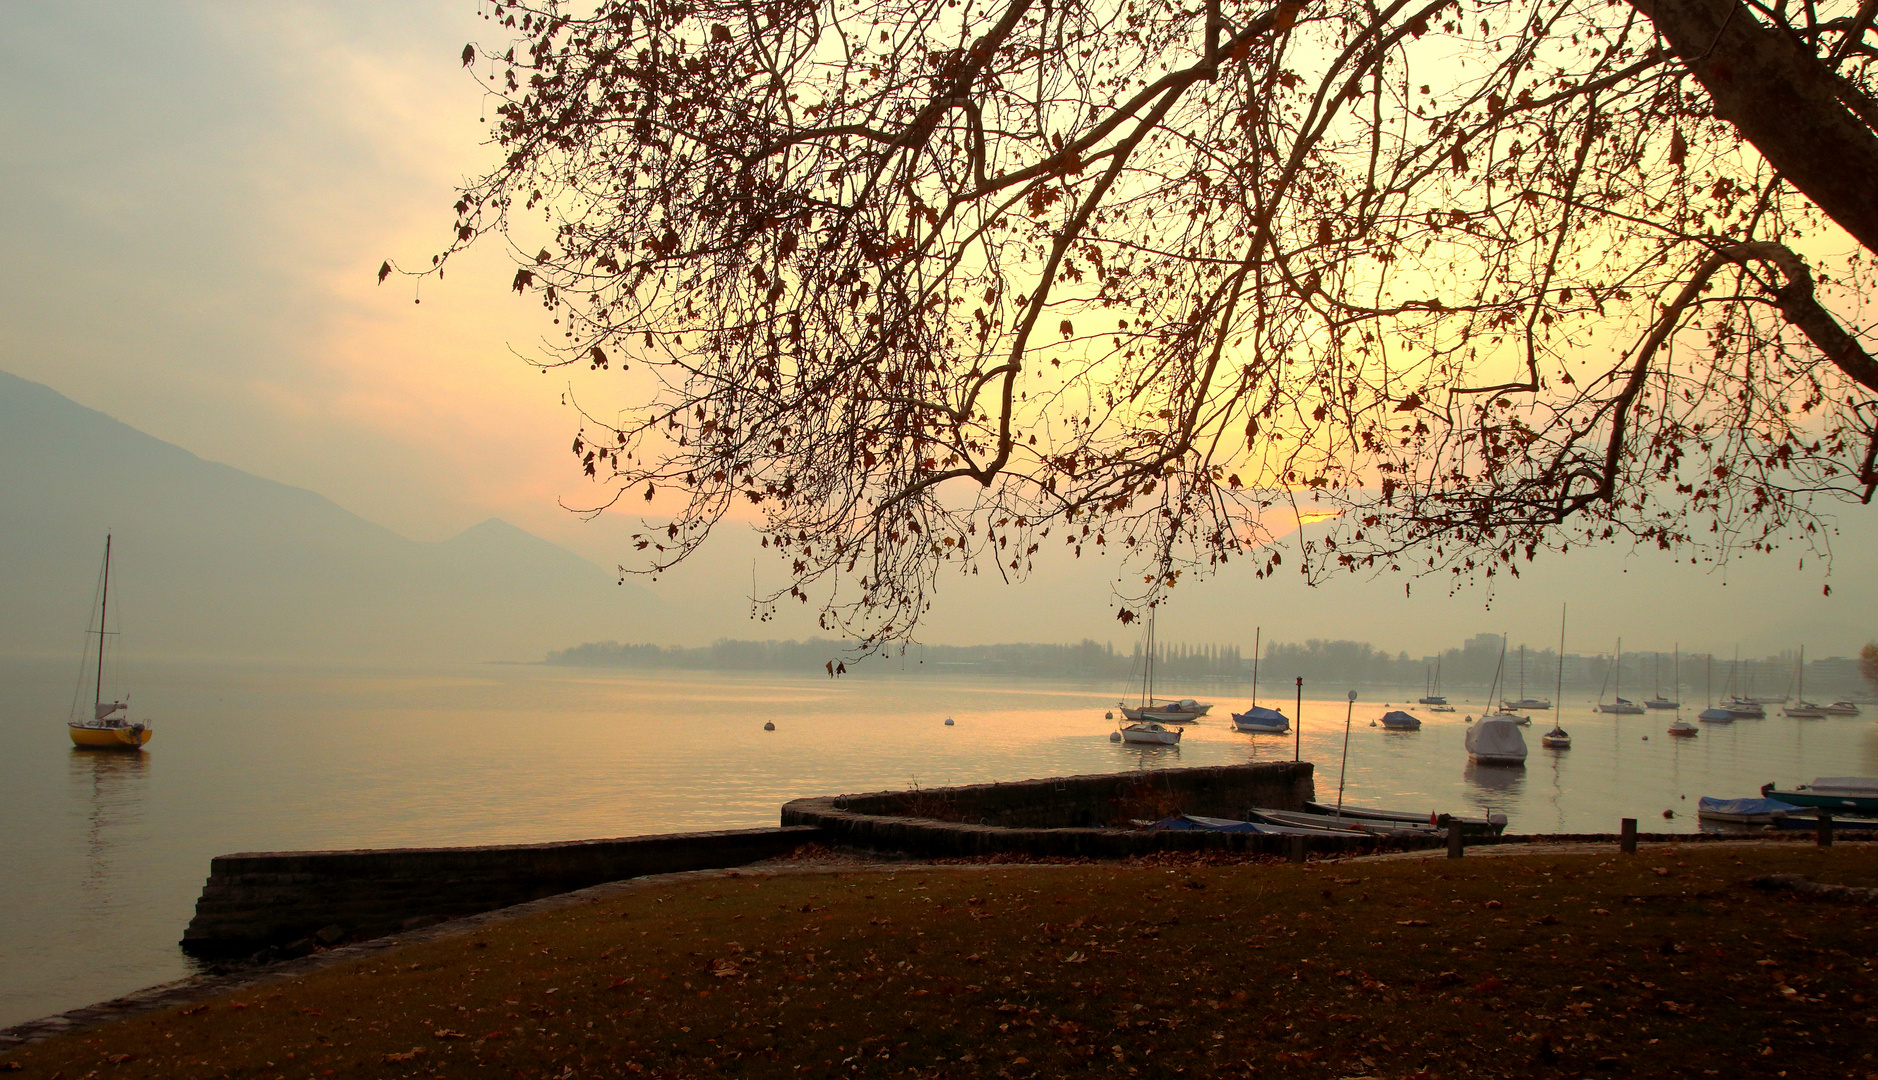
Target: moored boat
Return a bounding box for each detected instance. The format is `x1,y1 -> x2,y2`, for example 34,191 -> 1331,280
1667,717 -> 1698,738
1540,724 -> 1571,749
1760,778 -> 1878,814
68,535 -> 153,751
1466,715 -> 1528,766
1816,701 -> 1863,716
1118,720 -> 1182,745
1299,801 -> 1508,834
1230,628 -> 1287,733
1378,709 -> 1421,731
1230,705 -> 1290,733
1696,796 -> 1802,824
1246,807 -> 1437,838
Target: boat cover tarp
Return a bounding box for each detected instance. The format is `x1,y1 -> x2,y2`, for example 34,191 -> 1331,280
1151,814 -> 1271,833
1234,705 -> 1288,724
1380,710 -> 1420,729
1697,797 -> 1801,818
1465,717 -> 1527,757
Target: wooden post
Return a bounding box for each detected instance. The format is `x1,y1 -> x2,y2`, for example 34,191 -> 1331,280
1818,813 -> 1834,847
1446,821 -> 1464,859
1620,818 -> 1638,853
1288,835 -> 1306,863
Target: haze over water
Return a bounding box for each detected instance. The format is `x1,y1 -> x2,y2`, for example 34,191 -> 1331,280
5,655 -> 1875,1029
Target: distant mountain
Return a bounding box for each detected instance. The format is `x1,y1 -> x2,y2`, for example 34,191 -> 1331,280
0,369 -> 666,661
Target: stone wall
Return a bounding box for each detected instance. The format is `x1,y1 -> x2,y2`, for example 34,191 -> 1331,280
180,826 -> 824,957
782,762 -> 1349,858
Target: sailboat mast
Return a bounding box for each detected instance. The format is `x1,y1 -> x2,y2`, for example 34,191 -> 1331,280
95,534 -> 111,711
1554,605 -> 1566,729
1250,627 -> 1260,709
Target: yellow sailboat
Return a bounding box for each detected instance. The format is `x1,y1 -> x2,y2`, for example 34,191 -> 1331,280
68,535 -> 153,750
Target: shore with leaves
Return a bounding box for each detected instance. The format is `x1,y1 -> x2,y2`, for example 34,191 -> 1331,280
3,841 -> 1874,1079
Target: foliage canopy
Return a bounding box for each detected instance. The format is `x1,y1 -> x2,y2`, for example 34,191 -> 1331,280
413,0 -> 1878,647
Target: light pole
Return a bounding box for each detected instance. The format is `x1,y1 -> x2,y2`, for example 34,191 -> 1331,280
1294,677 -> 1303,761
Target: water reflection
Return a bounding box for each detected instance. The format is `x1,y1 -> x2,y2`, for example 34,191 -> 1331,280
1113,743 -> 1181,768
1462,760 -> 1525,814
68,749 -> 150,903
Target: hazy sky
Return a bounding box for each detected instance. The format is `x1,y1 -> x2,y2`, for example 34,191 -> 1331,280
4,1 -> 1875,660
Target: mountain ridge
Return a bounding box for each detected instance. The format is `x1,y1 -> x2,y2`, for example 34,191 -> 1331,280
0,368 -> 662,662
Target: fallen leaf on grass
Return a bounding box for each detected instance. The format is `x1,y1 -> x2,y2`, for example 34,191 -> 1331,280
383,1048 -> 424,1063
1591,908 -> 1612,916
1395,919 -> 1431,927
1473,978 -> 1505,993
432,1029 -> 467,1039
1062,951 -> 1089,964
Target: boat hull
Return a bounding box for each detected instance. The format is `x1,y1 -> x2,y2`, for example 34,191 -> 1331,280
1760,783 -> 1878,814
1119,722 -> 1182,745
68,722 -> 151,749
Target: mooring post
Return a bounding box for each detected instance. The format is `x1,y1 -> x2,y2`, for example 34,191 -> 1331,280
1446,821 -> 1463,859
1620,817 -> 1638,853
1288,835 -> 1306,863
1818,813 -> 1834,848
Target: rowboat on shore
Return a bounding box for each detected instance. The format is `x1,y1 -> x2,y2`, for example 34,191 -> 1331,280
1299,801 -> 1509,834
1695,797 -> 1801,825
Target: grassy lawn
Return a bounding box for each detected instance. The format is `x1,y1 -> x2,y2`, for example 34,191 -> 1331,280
5,843 -> 1875,1079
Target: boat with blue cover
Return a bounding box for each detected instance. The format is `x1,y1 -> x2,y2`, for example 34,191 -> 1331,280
1696,797 -> 1802,824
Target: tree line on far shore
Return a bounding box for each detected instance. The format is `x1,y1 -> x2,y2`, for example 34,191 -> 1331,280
544,635 -> 1877,696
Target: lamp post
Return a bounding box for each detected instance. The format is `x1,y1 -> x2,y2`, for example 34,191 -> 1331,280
1294,677 -> 1303,762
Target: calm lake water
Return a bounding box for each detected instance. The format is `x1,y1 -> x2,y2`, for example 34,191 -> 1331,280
3,655 -> 1875,1028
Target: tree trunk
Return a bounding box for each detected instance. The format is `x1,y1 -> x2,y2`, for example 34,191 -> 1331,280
1633,0 -> 1878,255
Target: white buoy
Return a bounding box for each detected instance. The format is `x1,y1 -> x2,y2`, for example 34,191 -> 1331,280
1109,731 -> 1122,742
944,717 -> 955,726
763,721 -> 775,731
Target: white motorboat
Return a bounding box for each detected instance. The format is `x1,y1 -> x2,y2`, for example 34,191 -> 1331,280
1118,721 -> 1182,745
1816,701 -> 1863,716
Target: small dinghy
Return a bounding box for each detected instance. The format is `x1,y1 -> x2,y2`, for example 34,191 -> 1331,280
1540,724 -> 1571,749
